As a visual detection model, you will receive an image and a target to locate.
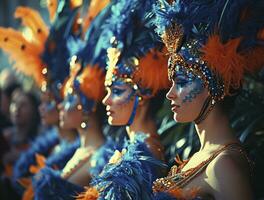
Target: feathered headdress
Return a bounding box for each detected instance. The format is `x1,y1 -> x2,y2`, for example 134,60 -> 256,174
101,0 -> 170,99
154,0 -> 264,102
61,0 -> 113,113
0,0 -> 81,102
0,7 -> 48,87
62,56 -> 105,113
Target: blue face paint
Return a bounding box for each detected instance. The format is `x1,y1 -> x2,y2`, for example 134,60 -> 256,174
110,81 -> 135,106
174,66 -> 205,104
182,78 -> 204,103
62,94 -> 80,111
44,100 -> 57,112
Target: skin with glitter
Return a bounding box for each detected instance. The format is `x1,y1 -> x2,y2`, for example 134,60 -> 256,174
166,66 -> 208,123
103,80 -> 136,126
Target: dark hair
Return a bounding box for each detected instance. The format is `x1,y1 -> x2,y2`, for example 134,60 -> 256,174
2,83 -> 21,98
218,88 -> 241,118
20,91 -> 41,139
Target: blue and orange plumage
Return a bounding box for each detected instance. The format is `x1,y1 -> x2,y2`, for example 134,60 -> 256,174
77,134 -> 166,200
154,0 -> 264,95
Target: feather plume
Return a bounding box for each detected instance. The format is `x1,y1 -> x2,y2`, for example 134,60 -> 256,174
46,0 -> 58,22
134,49 -> 170,96
14,6 -> 49,49
78,65 -> 105,102
0,28 -> 45,86
82,0 -> 110,34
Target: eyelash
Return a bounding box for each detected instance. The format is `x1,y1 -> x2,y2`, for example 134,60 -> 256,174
112,88 -> 125,96
176,80 -> 189,87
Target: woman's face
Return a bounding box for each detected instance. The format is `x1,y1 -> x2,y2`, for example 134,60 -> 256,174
166,67 -> 209,123
10,92 -> 35,126
39,92 -> 59,126
102,81 -> 136,126
58,93 -> 83,130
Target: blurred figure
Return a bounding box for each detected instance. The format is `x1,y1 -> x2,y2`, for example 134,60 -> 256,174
0,68 -> 20,122
2,89 -> 40,166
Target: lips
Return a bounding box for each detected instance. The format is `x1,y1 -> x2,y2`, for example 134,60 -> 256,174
171,103 -> 180,112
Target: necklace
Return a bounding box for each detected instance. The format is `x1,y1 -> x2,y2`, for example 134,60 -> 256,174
152,142 -> 249,193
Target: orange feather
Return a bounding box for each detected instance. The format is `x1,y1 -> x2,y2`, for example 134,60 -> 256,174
78,65 -> 105,102
75,187 -> 99,200
14,6 -> 49,49
0,27 -> 45,87
201,35 -> 246,95
134,49 -> 170,97
22,184 -> 34,200
82,0 -> 110,34
202,33 -> 264,96
46,0 -> 58,22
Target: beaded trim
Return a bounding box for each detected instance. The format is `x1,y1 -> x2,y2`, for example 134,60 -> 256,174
163,23 -> 225,103
152,142 -> 251,193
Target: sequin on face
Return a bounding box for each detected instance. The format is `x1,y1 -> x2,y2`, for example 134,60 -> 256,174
174,66 -> 205,104
43,100 -> 57,112
108,81 -> 135,106
61,94 -> 80,111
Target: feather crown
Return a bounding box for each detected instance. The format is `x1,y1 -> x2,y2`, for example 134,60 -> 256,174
101,0 -> 170,98
154,0 -> 264,102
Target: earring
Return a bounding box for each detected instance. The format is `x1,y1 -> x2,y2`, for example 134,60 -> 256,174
80,113 -> 89,129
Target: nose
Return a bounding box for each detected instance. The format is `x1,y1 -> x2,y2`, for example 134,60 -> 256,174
102,91 -> 111,106
166,83 -> 177,101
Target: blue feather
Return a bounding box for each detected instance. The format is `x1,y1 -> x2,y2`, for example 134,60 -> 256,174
91,133 -> 166,200
154,0 -> 264,49
32,167 -> 83,200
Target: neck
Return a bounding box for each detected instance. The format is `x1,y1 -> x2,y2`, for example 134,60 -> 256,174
195,105 -> 238,152
77,112 -> 105,149
15,124 -> 31,138
57,127 -> 77,143
126,108 -> 157,140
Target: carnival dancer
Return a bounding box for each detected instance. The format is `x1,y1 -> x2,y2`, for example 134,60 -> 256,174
76,0 -> 171,199
152,0 -> 264,199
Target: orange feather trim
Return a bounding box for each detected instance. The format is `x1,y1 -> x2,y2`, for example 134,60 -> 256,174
29,154 -> 46,174
18,177 -> 32,188
14,6 -> 49,50
70,0 -> 83,9
62,60 -> 82,97
82,0 -> 110,34
201,34 -> 246,95
46,0 -> 58,22
202,33 -> 264,96
134,49 -> 170,96
0,27 -> 45,87
19,154 -> 46,200
78,65 -> 105,102
22,184 -> 34,200
19,178 -> 34,200
75,187 -> 99,200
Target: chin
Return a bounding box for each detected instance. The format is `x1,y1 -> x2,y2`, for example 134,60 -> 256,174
173,113 -> 185,123
107,116 -> 126,126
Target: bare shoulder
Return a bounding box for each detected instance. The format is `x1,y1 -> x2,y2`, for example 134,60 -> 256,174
205,150 -> 253,200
